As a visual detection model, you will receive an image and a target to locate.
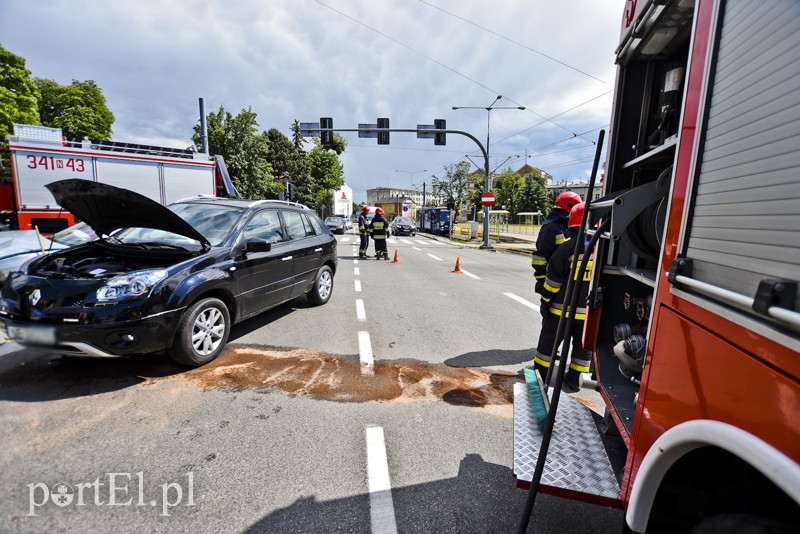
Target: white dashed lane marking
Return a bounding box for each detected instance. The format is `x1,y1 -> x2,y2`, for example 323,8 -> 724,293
504,292 -> 538,310
356,299 -> 366,320
366,426 -> 397,534
427,254 -> 442,261
459,268 -> 480,280
358,331 -> 374,373
355,280 -> 362,292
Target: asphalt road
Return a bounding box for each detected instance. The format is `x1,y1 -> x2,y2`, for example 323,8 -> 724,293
0,229 -> 624,533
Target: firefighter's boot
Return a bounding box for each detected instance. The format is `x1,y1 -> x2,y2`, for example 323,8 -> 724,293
563,368 -> 581,393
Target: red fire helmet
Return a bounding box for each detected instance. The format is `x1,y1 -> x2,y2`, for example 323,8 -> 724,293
555,191 -> 582,212
569,202 -> 586,228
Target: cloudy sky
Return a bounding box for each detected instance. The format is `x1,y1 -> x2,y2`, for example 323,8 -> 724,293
1,0 -> 622,202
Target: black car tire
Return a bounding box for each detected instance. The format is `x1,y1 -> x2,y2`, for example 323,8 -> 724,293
168,297 -> 231,367
307,265 -> 334,306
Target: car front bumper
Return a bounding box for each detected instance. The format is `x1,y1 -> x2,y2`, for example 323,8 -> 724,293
393,228 -> 415,235
0,308 -> 183,357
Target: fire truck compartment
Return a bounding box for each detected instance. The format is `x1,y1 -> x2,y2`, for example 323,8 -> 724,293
513,382 -> 624,507
593,273 -> 655,437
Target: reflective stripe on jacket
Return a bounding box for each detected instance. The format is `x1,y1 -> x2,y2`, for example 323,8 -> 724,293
370,215 -> 388,239
532,208 -> 569,281
543,226 -> 593,318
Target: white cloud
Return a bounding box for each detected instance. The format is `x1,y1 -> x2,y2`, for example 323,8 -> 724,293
2,0 -> 622,200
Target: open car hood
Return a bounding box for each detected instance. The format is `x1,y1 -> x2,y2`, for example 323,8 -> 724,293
46,179 -> 211,247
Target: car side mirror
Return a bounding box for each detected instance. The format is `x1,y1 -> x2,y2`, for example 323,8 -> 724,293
245,238 -> 271,253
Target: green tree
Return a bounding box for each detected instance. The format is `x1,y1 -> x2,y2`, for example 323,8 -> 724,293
470,172 -> 485,216
290,120 -> 307,150
432,161 -> 472,218
517,168 -> 551,218
265,127 -> 308,193
0,44 -> 40,138
193,106 -> 277,200
494,167 -> 525,217
35,78 -> 114,140
305,136 -> 346,215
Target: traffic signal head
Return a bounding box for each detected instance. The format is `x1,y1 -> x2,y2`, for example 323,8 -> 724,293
434,119 -> 446,145
377,117 -> 390,145
320,117 -> 333,146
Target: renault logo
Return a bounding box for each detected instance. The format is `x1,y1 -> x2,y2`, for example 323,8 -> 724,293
29,289 -> 41,306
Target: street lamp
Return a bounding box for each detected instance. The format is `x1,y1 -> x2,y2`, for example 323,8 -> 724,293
453,95 -> 525,249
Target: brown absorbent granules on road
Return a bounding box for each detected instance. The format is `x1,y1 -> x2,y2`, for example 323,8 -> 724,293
173,347 -> 516,413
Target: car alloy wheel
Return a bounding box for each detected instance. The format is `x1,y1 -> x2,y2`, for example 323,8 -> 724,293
308,265 -> 333,305
192,307 -> 225,355
169,297 -> 230,366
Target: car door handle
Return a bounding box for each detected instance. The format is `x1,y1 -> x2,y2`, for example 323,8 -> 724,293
282,256 -> 293,261
314,248 -> 322,252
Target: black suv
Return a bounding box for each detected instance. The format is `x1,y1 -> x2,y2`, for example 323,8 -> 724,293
390,216 -> 416,236
0,179 -> 338,366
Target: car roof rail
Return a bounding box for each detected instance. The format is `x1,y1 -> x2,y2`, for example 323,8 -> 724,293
246,199 -> 312,210
173,194 -> 219,203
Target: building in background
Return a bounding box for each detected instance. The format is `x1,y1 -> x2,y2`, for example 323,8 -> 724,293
332,184 -> 353,217
546,171 -> 605,202
366,186 -> 443,220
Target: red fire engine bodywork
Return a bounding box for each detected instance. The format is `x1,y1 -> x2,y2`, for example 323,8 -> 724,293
1,125 -> 238,234
584,0 -> 800,530
508,1 -> 800,531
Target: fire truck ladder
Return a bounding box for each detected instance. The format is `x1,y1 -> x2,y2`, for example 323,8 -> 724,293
516,131 -> 625,531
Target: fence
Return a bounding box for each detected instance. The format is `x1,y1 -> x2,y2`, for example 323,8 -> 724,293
451,222 -> 540,241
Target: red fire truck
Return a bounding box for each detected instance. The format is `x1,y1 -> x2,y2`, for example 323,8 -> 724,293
0,124 -> 239,233
514,1 -> 799,532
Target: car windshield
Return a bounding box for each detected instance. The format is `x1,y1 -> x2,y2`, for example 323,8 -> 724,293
395,217 -> 412,225
113,203 -> 244,249
325,217 -> 345,223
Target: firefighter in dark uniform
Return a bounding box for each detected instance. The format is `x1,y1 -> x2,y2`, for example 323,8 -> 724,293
534,202 -> 593,392
369,207 -> 389,260
532,191 -> 582,295
358,205 -> 370,259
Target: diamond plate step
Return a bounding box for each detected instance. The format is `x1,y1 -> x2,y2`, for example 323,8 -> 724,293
513,382 -> 621,504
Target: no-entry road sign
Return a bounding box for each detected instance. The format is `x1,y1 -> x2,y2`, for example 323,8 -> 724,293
481,192 -> 496,207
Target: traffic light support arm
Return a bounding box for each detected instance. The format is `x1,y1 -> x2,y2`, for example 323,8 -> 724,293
306,127 -> 494,249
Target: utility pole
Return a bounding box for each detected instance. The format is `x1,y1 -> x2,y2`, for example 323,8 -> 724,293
453,95 -> 525,249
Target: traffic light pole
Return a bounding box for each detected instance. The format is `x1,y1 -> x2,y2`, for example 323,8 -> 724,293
303,126 -> 494,250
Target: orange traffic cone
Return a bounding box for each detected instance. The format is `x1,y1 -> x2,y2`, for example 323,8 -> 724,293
452,257 -> 463,273
391,249 -> 400,263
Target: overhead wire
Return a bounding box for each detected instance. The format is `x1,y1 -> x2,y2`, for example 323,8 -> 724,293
311,0 -> 591,139
311,0 -> 612,182
417,0 -> 610,85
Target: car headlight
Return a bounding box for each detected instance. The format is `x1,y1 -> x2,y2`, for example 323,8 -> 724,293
96,269 -> 168,302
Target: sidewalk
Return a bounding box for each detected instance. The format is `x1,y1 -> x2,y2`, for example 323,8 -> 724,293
447,229 -> 538,255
